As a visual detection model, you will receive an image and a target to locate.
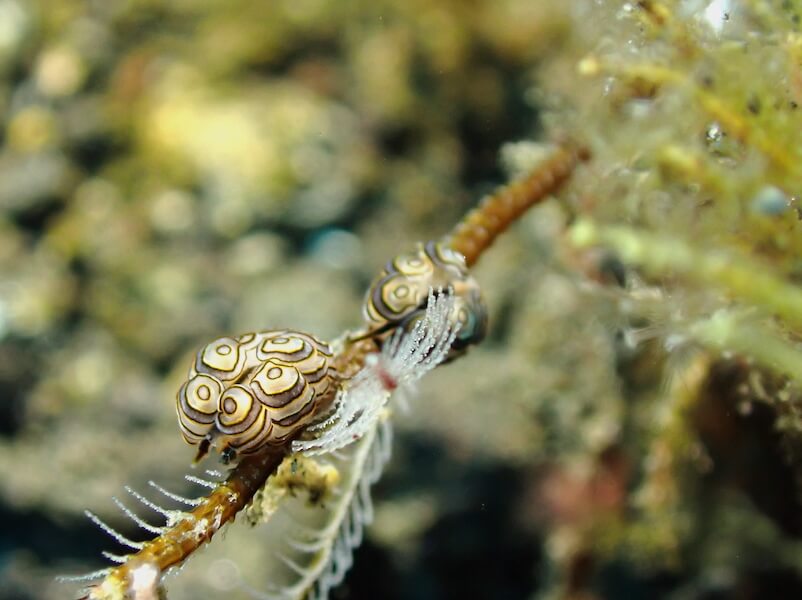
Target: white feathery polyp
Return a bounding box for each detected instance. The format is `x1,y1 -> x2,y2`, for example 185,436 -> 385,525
294,288 -> 460,455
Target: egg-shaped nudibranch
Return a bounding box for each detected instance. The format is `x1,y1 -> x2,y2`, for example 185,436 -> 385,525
176,330 -> 338,463
357,240 -> 488,359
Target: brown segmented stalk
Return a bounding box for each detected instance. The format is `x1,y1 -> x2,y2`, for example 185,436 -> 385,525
442,143 -> 590,267
83,450 -> 282,600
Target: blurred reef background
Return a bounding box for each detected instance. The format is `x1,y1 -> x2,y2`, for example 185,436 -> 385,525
2,0 -> 802,598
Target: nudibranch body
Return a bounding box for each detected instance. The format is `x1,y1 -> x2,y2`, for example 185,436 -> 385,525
176,330 -> 338,461
360,240 -> 487,358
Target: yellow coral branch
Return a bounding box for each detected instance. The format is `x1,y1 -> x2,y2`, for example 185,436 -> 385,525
569,219 -> 802,333
577,59 -> 796,173
689,311 -> 802,385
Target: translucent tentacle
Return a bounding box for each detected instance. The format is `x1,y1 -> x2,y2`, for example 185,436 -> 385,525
147,480 -> 202,507
184,475 -> 218,489
124,486 -> 176,519
84,510 -> 144,550
101,551 -> 128,564
56,568 -> 112,584
111,496 -> 164,535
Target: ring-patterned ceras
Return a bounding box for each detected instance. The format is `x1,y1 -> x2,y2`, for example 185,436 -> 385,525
360,240 -> 487,358
176,330 -> 337,461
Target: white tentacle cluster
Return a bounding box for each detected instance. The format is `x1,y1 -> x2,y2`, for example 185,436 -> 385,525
293,288 -> 460,456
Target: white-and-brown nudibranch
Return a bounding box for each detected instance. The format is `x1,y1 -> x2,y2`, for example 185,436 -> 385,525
359,241 -> 487,360
176,330 -> 338,463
